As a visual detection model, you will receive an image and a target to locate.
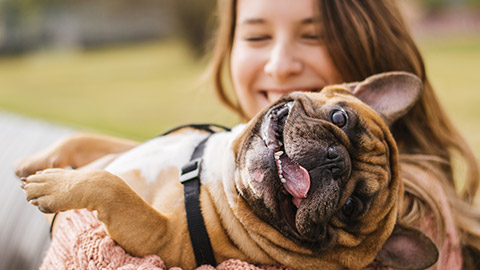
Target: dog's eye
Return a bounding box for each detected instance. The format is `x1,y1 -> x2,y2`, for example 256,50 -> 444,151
330,109 -> 348,128
342,197 -> 362,219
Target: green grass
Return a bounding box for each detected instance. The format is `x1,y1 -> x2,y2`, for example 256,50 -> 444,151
0,36 -> 479,158
0,40 -> 239,140
419,36 -> 480,154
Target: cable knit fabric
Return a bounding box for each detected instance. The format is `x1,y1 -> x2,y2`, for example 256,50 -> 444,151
40,209 -> 165,270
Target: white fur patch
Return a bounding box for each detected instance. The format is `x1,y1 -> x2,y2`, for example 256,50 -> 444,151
105,125 -> 246,185
105,130 -> 209,183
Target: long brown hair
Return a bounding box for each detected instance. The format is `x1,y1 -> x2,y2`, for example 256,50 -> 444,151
207,0 -> 480,268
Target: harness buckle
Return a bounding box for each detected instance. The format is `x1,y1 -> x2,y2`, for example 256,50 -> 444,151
180,158 -> 203,184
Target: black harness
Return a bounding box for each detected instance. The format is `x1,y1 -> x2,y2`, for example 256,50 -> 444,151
172,124 -> 230,267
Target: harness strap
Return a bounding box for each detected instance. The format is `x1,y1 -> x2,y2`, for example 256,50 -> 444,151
180,136 -> 216,267
160,123 -> 230,137
178,124 -> 229,267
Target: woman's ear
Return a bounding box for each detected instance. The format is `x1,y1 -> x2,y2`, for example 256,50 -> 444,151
375,222 -> 439,269
343,71 -> 423,125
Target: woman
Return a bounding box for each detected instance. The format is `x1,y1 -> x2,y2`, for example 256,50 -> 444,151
17,0 -> 480,269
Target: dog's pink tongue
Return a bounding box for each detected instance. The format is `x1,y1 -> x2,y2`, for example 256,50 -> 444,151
280,155 -> 310,206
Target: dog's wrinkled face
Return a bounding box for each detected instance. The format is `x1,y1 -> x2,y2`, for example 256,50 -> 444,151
231,72 -> 439,269
232,72 -> 438,269
233,87 -> 400,254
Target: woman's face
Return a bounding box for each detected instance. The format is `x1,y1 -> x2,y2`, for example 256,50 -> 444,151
231,0 -> 343,119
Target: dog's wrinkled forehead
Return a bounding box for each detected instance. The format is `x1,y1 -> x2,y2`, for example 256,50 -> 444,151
285,87 -> 390,139
288,87 -> 379,117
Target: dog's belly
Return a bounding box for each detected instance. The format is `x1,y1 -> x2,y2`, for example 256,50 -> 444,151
104,130 -> 209,204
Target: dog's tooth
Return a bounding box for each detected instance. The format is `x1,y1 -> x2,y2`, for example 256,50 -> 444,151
280,175 -> 287,183
278,141 -> 283,146
275,150 -> 284,157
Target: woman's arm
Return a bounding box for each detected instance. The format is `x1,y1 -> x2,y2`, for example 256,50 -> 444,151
15,132 -> 140,178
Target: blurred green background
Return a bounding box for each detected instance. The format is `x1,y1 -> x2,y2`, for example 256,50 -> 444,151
0,2 -> 478,269
0,0 -> 479,156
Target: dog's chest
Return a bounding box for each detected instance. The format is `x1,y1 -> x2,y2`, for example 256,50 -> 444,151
104,131 -> 209,199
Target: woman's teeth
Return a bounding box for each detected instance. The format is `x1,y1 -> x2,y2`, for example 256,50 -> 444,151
267,92 -> 285,103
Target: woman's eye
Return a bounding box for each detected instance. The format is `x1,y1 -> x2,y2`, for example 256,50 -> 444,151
302,34 -> 319,40
301,32 -> 324,43
330,109 -> 348,128
245,36 -> 270,42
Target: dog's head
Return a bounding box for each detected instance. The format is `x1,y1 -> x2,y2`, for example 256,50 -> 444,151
232,72 -> 438,269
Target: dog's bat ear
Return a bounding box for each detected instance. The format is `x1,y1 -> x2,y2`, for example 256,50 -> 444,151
375,222 -> 439,269
344,71 -> 423,125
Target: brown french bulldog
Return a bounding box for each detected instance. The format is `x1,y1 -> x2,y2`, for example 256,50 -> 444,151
18,72 -> 438,269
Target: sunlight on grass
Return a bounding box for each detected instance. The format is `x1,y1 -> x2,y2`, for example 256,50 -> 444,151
0,37 -> 479,159
419,36 -> 480,154
0,40 -> 239,140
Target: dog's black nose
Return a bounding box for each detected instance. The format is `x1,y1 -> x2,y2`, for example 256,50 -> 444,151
325,146 -> 349,181
327,146 -> 339,159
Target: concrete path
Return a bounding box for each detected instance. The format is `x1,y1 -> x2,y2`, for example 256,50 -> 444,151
0,112 -> 74,270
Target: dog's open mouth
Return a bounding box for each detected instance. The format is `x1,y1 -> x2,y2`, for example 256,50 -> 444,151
261,102 -> 311,208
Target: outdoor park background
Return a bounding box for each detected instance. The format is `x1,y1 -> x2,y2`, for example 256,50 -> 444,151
0,1 -> 478,269
0,0 -> 479,170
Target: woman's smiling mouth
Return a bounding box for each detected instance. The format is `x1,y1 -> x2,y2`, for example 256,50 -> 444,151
260,88 -> 322,103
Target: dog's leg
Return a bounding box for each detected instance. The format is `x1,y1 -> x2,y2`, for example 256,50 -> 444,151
15,133 -> 139,178
21,168 -> 169,257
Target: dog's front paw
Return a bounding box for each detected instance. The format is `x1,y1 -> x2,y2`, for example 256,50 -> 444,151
20,168 -> 102,213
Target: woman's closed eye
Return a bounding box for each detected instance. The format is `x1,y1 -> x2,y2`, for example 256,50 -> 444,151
301,33 -> 324,44
244,35 -> 271,42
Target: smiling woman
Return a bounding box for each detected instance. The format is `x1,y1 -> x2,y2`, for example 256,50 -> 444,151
230,0 -> 342,119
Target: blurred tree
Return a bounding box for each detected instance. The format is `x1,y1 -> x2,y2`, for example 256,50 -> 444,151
0,0 -> 40,52
422,0 -> 480,11
0,0 -> 172,55
170,0 -> 216,57
467,0 -> 480,7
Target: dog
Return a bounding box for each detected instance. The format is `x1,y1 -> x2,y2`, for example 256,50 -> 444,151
18,72 -> 438,270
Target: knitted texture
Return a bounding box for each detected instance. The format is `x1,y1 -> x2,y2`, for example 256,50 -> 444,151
40,209 -> 165,270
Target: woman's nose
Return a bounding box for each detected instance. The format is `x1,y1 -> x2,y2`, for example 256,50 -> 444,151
264,42 -> 302,82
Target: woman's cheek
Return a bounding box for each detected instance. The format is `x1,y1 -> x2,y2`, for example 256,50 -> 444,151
231,43 -> 270,117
